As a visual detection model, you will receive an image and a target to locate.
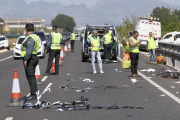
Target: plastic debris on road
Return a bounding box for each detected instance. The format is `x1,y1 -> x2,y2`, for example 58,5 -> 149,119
140,69 -> 155,72
66,79 -> 75,81
85,87 -> 91,91
170,86 -> 176,88
83,78 -> 94,83
119,71 -> 123,73
175,81 -> 180,83
131,79 -> 138,84
160,95 -> 166,97
176,92 -> 179,94
76,90 -> 87,92
122,85 -> 130,88
67,73 -> 70,76
64,89 -> 68,91
115,69 -> 118,72
56,108 -> 64,112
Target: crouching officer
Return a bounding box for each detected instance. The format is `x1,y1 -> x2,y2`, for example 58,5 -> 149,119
21,23 -> 40,100
44,25 -> 63,75
121,40 -> 130,61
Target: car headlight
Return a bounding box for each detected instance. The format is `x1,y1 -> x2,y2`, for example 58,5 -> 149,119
15,47 -> 20,50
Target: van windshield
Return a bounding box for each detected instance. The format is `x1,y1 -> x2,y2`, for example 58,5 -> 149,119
175,34 -> 180,38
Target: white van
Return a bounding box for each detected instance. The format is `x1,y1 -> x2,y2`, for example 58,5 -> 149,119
161,31 -> 180,44
135,17 -> 161,49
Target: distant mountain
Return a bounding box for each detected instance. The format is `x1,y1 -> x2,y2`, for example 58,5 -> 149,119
0,0 -> 180,27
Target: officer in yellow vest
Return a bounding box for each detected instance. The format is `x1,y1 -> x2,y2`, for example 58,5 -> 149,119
121,40 -> 130,61
70,31 -> 76,51
84,30 -> 104,74
21,23 -> 40,100
44,25 -> 63,75
129,31 -> 142,77
146,32 -> 157,64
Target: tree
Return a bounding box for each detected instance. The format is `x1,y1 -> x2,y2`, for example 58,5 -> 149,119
0,17 -> 4,22
51,14 -> 76,32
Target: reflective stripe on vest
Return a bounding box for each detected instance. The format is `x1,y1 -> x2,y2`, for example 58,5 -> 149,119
147,37 -> 156,49
129,37 -> 139,53
122,42 -> 130,52
51,32 -> 62,50
103,34 -> 112,44
70,33 -> 76,40
90,36 -> 100,51
20,34 -> 40,57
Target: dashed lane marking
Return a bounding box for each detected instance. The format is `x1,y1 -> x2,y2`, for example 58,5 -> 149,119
117,56 -> 180,104
0,55 -> 14,62
5,117 -> 13,120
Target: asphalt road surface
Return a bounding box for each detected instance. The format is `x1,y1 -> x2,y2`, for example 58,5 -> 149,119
1,41 -> 180,120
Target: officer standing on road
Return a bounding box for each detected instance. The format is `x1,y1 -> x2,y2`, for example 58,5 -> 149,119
146,32 -> 157,64
21,23 -> 40,99
70,31 -> 76,51
84,30 -> 104,74
129,31 -> 142,77
44,25 -> 63,75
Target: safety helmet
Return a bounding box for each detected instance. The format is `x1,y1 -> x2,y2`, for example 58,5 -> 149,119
157,56 -> 166,64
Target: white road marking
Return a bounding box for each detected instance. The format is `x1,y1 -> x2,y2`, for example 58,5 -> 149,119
117,57 -> 180,104
5,117 -> 13,120
41,76 -> 48,82
0,55 -> 14,62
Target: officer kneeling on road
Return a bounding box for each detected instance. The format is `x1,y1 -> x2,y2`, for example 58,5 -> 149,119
44,25 -> 63,75
84,30 -> 104,74
21,23 -> 39,100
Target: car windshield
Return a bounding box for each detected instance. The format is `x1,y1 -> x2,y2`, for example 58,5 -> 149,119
0,37 -> 6,41
17,38 -> 25,44
34,32 -> 46,41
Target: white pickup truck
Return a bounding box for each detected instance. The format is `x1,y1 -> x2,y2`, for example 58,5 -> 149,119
161,31 -> 180,44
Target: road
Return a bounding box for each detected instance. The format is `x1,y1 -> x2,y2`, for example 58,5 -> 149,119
1,41 -> 180,120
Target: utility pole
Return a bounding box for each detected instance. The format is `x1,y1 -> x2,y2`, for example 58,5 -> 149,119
148,10 -> 150,18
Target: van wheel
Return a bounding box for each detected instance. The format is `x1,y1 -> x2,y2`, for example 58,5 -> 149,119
7,46 -> 10,50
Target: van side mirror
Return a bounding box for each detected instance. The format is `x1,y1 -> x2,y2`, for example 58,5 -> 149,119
12,43 -> 16,46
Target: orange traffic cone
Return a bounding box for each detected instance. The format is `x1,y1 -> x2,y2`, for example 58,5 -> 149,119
64,43 -> 67,54
59,58 -> 63,66
68,41 -> 71,51
8,70 -> 22,107
35,64 -> 43,85
51,58 -> 55,74
60,45 -> 64,60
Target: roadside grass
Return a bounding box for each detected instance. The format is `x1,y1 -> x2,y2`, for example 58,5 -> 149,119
8,38 -> 17,48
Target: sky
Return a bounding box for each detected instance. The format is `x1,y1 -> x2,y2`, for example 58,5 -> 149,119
25,0 -> 180,7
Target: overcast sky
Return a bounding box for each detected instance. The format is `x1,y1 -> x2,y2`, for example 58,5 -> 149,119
25,0 -> 180,7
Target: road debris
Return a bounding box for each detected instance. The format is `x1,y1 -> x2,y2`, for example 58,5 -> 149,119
131,79 -> 138,84
122,85 -> 130,88
83,78 -> 94,83
140,69 -> 155,72
170,86 -> 176,88
160,95 -> 166,97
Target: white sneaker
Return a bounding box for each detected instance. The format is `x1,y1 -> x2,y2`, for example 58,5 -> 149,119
100,70 -> 104,74
93,71 -> 97,74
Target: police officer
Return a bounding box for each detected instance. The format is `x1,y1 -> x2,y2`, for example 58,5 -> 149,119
121,39 -> 130,61
84,30 -> 104,74
44,25 -> 63,75
129,31 -> 142,77
21,23 -> 40,99
146,32 -> 157,64
70,31 -> 76,51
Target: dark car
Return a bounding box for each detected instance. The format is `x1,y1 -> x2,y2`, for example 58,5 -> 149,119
34,31 -> 48,47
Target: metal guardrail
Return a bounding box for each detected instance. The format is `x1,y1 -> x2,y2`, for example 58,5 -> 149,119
157,42 -> 180,70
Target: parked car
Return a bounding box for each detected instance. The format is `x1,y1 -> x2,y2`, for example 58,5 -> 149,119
13,36 -> 45,59
161,31 -> 180,44
0,36 -> 10,50
34,31 -> 48,47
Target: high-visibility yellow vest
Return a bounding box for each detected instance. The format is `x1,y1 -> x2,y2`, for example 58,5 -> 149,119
103,34 -> 112,44
122,42 -> 130,52
20,34 -> 40,57
109,30 -> 113,36
51,32 -> 62,50
147,37 -> 156,49
90,36 -> 100,51
129,37 -> 139,53
70,33 -> 76,40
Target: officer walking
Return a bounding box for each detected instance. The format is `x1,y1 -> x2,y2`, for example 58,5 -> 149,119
44,25 -> 63,75
146,32 -> 157,64
129,31 -> 142,77
84,30 -> 104,74
70,31 -> 76,51
21,23 -> 40,99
